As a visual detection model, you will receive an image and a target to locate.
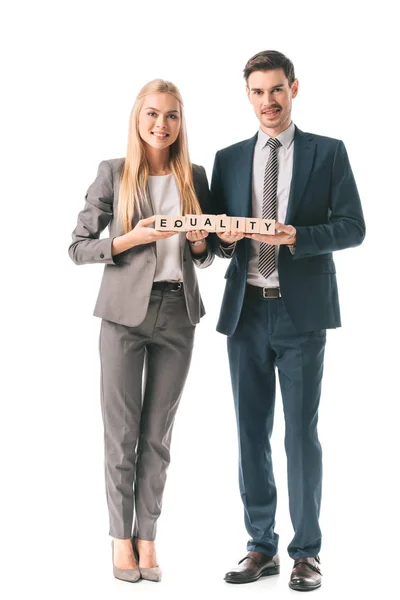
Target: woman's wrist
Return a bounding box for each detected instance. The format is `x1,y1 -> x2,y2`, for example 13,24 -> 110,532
112,233 -> 137,256
189,238 -> 207,255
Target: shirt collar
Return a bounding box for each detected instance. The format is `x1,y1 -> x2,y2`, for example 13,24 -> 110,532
257,121 -> 295,150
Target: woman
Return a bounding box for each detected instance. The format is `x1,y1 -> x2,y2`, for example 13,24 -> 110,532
69,80 -> 213,583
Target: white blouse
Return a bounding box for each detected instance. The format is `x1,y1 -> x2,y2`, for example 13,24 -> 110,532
148,174 -> 183,282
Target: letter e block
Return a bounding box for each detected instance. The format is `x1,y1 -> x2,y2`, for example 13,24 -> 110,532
155,215 -> 170,230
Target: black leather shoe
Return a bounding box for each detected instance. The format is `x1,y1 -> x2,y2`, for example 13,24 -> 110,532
224,551 -> 280,584
289,556 -> 322,591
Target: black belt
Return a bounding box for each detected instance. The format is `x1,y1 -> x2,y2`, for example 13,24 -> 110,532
246,284 -> 281,298
152,281 -> 183,292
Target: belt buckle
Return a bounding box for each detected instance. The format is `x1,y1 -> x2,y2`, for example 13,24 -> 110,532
262,287 -> 280,298
170,282 -> 182,292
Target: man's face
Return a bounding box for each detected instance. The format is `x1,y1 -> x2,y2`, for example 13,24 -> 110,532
246,68 -> 298,135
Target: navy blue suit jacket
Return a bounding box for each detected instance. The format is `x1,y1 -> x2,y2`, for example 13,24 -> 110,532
211,126 -> 366,335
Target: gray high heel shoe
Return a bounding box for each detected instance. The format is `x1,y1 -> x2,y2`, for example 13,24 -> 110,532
112,540 -> 141,583
132,537 -> 162,582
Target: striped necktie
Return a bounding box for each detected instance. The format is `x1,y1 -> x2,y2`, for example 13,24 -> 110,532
258,137 -> 281,279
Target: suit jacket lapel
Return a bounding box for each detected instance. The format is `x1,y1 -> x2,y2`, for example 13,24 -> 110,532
236,133 -> 258,217
285,127 -> 315,224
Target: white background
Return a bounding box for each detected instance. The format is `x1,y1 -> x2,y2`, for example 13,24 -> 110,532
1,1 -> 399,598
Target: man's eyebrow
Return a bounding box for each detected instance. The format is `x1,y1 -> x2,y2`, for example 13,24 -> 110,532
250,84 -> 285,92
144,107 -> 179,113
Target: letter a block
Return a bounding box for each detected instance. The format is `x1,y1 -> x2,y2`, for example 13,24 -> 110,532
200,214 -> 217,231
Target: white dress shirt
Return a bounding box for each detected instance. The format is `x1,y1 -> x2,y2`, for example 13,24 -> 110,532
148,174 -> 183,282
247,122 -> 295,287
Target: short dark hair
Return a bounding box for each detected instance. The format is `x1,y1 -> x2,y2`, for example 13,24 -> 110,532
243,50 -> 295,85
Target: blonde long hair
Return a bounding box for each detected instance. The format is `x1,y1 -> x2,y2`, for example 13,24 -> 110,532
118,79 -> 202,233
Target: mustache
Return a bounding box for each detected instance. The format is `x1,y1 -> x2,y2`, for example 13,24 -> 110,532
262,105 -> 282,113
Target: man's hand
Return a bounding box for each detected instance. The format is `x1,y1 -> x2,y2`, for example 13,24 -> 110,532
216,214 -> 245,244
245,222 -> 296,246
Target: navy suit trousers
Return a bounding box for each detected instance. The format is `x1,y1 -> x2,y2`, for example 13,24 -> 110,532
227,287 -> 326,559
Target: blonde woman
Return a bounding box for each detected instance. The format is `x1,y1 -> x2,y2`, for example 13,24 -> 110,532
69,80 -> 213,583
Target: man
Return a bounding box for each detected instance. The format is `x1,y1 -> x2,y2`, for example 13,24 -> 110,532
211,50 -> 365,591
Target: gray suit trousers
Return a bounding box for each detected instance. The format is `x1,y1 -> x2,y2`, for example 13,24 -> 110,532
99,286 -> 195,539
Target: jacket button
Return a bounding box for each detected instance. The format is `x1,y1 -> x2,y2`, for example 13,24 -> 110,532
100,253 -> 104,258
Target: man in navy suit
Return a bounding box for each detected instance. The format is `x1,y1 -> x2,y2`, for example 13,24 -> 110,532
211,50 -> 365,591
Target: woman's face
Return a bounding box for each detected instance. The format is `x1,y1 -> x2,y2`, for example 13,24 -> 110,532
138,93 -> 181,150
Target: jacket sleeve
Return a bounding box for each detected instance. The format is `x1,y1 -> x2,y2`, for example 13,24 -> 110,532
293,141 -> 366,259
68,160 -> 119,265
209,151 -> 237,259
191,165 -> 215,269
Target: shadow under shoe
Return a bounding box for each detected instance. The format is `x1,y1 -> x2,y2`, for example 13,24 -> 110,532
112,540 -> 141,583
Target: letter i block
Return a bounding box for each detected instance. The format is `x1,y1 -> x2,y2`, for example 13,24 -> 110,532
200,214 -> 217,231
245,218 -> 260,233
230,217 -> 246,233
169,216 -> 187,231
185,214 -> 201,230
155,215 -> 170,230
259,219 -> 276,234
215,215 -> 232,232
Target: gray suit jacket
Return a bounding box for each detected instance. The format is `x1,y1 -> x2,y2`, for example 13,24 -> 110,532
69,159 -> 214,327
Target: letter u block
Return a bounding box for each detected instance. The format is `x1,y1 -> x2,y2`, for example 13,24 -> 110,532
185,214 -> 200,230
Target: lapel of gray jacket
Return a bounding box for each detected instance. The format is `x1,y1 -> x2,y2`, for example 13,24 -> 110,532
285,127 -> 315,224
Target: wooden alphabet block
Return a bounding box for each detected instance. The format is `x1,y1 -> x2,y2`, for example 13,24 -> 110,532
215,215 -> 232,232
155,215 -> 170,230
230,217 -> 246,233
259,219 -> 276,234
245,218 -> 260,233
169,216 -> 186,231
200,214 -> 217,231
185,214 -> 201,230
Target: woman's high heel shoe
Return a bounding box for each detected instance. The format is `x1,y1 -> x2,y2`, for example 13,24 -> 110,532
112,540 -> 141,583
132,537 -> 162,582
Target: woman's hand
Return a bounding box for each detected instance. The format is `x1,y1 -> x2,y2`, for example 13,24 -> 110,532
186,229 -> 209,244
112,216 -> 177,256
186,229 -> 208,255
